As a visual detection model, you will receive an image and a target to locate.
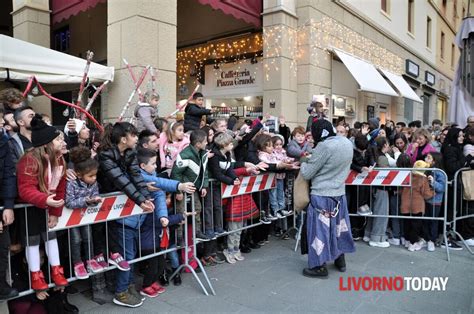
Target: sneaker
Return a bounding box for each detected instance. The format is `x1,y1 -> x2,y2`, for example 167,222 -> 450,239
282,233 -> 290,240
201,256 -> 217,267
260,216 -> 271,225
407,242 -> 422,252
400,237 -> 406,247
74,262 -> 89,280
357,204 -> 372,215
264,238 -> 270,243
362,236 -> 370,243
113,291 -> 143,308
196,231 -> 212,242
257,240 -> 266,246
276,211 -> 285,219
441,239 -> 463,250
267,213 -> 278,221
388,238 -> 400,246
140,286 -> 159,298
87,259 -> 104,273
223,249 -> 236,264
151,282 -> 166,294
427,240 -> 435,252
94,253 -> 108,269
281,209 -> 293,216
369,241 -> 390,248
129,285 -> 145,302
417,238 -> 427,248
233,251 -> 245,261
464,238 -> 474,246
109,253 -> 130,271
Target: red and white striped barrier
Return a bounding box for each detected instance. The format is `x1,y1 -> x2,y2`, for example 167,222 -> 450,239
345,170 -> 411,186
51,194 -> 144,231
221,173 -> 276,199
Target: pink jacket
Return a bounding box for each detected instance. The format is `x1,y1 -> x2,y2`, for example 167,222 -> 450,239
406,143 -> 437,164
159,133 -> 190,172
258,151 -> 286,180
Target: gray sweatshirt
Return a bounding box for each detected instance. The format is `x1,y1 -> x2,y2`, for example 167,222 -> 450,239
300,136 -> 353,197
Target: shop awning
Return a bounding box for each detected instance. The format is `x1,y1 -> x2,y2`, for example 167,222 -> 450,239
379,69 -> 422,103
197,0 -> 262,27
333,48 -> 399,97
51,0 -> 106,25
0,35 -> 114,84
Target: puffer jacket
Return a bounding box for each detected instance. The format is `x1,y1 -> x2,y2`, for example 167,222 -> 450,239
140,169 -> 180,219
0,137 -> 16,211
98,146 -> 151,206
170,145 -> 209,191
208,147 -> 245,185
183,103 -> 212,132
134,102 -> 158,133
426,170 -> 446,205
287,139 -> 312,160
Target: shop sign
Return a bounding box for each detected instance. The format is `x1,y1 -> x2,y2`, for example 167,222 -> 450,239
425,71 -> 435,86
202,58 -> 262,98
405,59 -> 419,78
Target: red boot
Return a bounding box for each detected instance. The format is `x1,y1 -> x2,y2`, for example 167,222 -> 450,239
51,265 -> 68,287
31,271 -> 48,291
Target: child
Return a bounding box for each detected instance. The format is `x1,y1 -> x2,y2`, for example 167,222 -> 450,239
158,121 -> 190,176
208,132 -> 259,264
97,122 -> 155,308
65,147 -> 104,279
256,134 -> 279,221
135,91 -> 160,133
170,129 -> 210,241
423,152 -> 446,251
399,159 -> 435,252
16,114 -> 69,291
137,148 -> 195,296
183,92 -> 214,132
287,126 -> 312,160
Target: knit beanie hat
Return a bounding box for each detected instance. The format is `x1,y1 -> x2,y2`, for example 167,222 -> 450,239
31,114 -> 60,147
368,117 -> 380,130
63,118 -> 85,135
311,119 -> 336,144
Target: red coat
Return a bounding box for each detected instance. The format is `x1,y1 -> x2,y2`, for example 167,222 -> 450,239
17,153 -> 66,217
223,168 -> 259,222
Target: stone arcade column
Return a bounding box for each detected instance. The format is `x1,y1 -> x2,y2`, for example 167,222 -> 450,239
107,0 -> 177,121
262,0 -> 299,126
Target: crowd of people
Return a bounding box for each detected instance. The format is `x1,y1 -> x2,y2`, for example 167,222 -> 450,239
0,87 -> 473,311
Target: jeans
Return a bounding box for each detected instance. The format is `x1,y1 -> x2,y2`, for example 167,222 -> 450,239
389,193 -> 403,239
269,179 -> 285,215
115,224 -> 138,293
70,225 -> 92,264
364,189 -> 389,242
168,244 -> 180,269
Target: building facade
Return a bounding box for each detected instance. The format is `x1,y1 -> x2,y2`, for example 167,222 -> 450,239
2,0 -> 472,128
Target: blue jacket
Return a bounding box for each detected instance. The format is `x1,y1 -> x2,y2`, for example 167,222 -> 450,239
426,170 -> 446,205
140,211 -> 184,251
119,169 -> 181,229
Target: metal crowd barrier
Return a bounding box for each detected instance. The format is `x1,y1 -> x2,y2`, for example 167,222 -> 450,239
451,167 -> 474,255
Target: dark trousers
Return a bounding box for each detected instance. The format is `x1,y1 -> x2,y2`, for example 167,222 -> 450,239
92,223 -> 107,256
203,184 -> 223,232
0,226 -> 10,285
141,248 -> 165,288
402,213 -> 423,244
422,203 -> 441,242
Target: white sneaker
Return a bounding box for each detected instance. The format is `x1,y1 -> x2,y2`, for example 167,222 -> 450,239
369,241 -> 390,248
362,236 -> 370,243
223,249 -> 236,264
400,237 -> 406,246
267,214 -> 278,221
427,241 -> 435,252
407,242 -> 422,252
357,205 -> 372,215
464,238 -> 474,246
233,251 -> 245,261
281,209 -> 293,216
276,211 -> 285,219
388,238 -> 400,246
417,238 -> 427,248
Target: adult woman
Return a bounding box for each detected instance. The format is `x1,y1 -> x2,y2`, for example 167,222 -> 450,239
406,128 -> 437,164
393,133 -> 409,153
300,119 -> 355,278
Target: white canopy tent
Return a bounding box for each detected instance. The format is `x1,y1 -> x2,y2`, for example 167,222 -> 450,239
0,35 -> 114,84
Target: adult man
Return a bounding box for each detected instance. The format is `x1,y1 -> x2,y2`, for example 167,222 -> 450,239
336,125 -> 348,137
13,106 -> 35,152
3,111 -> 23,165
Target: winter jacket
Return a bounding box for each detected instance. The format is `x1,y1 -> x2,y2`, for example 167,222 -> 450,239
400,173 -> 434,214
278,124 -> 291,147
406,143 -> 437,164
208,147 -> 245,185
426,170 -> 446,205
234,121 -> 263,162
170,145 -> 209,191
98,146 -> 150,206
0,137 -> 16,211
158,133 -> 190,171
140,212 -> 184,251
224,167 -> 259,222
135,103 -> 158,133
65,179 -> 99,209
350,149 -> 370,173
140,169 -> 180,219
272,148 -> 292,179
442,144 -> 470,180
17,153 -> 66,217
7,133 -> 23,167
287,139 -> 312,160
183,103 -> 212,132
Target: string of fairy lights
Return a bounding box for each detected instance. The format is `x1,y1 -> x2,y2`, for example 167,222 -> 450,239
176,16 -> 404,86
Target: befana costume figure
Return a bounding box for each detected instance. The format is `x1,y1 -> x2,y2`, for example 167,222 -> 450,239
300,119 -> 356,278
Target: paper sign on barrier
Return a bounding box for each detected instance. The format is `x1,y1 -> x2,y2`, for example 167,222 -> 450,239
345,170 -> 411,186
50,194 -> 145,231
221,173 -> 276,199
